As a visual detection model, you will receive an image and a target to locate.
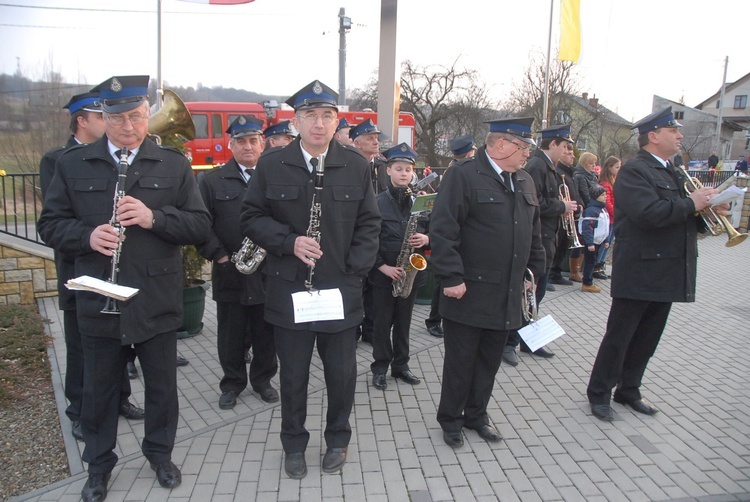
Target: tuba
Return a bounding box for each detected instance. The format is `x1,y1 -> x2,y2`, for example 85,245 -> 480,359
231,237 -> 267,275
148,90 -> 196,149
559,174 -> 584,249
679,166 -> 748,247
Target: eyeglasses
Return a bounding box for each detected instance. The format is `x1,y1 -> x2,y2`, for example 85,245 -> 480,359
297,112 -> 337,125
506,139 -> 535,153
106,112 -> 147,126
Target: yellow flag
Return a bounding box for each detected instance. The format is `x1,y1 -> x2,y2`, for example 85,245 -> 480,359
559,0 -> 581,62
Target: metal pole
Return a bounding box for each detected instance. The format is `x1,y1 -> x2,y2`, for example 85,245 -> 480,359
377,0 -> 398,148
338,8 -> 347,106
542,0 -> 554,128
156,0 -> 163,110
714,56 -> 728,157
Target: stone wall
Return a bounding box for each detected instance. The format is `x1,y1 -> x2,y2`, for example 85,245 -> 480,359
0,237 -> 56,305
735,176 -> 750,233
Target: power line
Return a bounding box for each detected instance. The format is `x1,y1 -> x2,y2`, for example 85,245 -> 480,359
0,2 -> 282,16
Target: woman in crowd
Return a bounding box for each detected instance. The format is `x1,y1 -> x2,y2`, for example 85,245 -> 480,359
594,156 -> 620,279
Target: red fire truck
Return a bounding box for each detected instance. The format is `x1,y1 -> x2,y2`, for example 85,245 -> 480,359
184,101 -> 416,170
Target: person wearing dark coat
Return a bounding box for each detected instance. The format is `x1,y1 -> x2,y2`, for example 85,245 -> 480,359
430,118 -> 545,449
369,143 -> 428,391
587,107 -> 723,422
550,142 -> 585,284
198,115 -> 278,410
573,151 -> 600,208
503,124 -> 577,365
240,80 -> 380,480
38,76 -> 211,502
39,91 -> 145,444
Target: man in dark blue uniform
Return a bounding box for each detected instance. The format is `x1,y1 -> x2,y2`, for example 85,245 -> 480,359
241,80 -> 380,479
39,91 -> 145,443
431,118 -> 545,448
334,117 -> 353,146
263,119 -> 296,150
503,124 -> 577,365
39,75 -> 210,502
199,115 -> 278,410
587,107 -> 721,421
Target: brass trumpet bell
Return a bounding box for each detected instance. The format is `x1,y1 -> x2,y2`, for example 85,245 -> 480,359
148,89 -> 196,148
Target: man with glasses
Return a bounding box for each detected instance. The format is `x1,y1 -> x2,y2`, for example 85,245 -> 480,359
502,124 -> 577,366
39,75 -> 210,502
241,80 -> 380,479
430,118 -> 545,448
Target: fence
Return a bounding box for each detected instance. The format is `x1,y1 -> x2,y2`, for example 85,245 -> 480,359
686,170 -> 736,188
0,173 -> 43,244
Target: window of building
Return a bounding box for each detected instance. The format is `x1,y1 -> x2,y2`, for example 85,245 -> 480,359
734,95 -> 747,109
555,110 -> 570,123
674,111 -> 684,120
576,138 -> 589,151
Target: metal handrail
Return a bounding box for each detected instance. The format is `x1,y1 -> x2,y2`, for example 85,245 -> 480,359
686,170 -> 736,188
0,173 -> 43,244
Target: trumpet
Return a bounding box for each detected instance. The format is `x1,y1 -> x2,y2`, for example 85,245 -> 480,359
679,166 -> 748,247
559,175 -> 584,249
522,268 -> 537,323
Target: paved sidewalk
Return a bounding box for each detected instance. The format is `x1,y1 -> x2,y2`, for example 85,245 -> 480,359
13,235 -> 750,501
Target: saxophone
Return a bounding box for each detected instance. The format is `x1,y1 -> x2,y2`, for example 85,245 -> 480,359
231,237 -> 266,275
392,189 -> 428,298
305,154 -> 325,291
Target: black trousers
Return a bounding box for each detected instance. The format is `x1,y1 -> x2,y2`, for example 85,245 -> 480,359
80,331 -> 178,474
425,281 -> 442,329
64,310 -> 132,422
216,301 -> 277,394
274,325 -> 357,453
437,319 -> 509,431
370,283 -> 417,375
550,228 -> 582,277
587,298 -> 672,405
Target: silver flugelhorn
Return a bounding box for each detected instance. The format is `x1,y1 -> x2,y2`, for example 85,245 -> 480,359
232,238 -> 266,274
522,268 -> 537,323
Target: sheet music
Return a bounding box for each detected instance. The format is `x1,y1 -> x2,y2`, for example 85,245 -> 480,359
292,288 -> 345,323
517,315 -> 566,353
709,185 -> 746,206
65,275 -> 139,301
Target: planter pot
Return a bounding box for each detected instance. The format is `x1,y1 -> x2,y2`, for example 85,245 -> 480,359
177,279 -> 209,339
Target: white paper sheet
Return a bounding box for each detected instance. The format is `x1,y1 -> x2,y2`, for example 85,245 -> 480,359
65,275 -> 139,301
709,185 -> 746,206
517,315 -> 566,352
292,288 -> 345,323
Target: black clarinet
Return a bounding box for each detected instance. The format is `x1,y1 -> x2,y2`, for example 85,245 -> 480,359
304,154 -> 325,291
101,147 -> 130,314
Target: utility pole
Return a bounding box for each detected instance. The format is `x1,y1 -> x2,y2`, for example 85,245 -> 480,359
338,8 -> 351,106
714,56 -> 728,158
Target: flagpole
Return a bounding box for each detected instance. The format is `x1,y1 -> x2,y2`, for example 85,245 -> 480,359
156,0 -> 163,110
542,0 -> 553,129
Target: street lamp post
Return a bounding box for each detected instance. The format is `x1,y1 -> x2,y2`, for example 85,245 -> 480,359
338,8 -> 351,106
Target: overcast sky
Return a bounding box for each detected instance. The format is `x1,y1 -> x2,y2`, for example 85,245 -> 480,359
2,0 -> 749,122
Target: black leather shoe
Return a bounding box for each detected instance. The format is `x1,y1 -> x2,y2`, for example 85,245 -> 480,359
590,403 -> 614,421
322,447 -> 347,473
426,325 -> 444,337
176,355 -> 189,367
442,430 -> 464,448
254,386 -> 279,403
81,472 -> 110,502
72,420 -> 84,441
550,276 -> 573,286
372,373 -> 387,390
521,345 -> 555,358
471,424 -> 503,442
219,391 -> 238,410
392,370 -> 421,385
546,283 -> 556,292
119,401 -> 145,420
284,452 -> 307,479
613,396 -> 658,415
151,460 -> 182,488
127,361 -> 138,380
502,346 -> 518,366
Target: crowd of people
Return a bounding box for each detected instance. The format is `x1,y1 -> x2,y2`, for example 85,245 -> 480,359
37,75 -> 728,500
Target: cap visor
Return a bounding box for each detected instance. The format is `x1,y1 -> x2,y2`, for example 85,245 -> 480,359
102,101 -> 145,114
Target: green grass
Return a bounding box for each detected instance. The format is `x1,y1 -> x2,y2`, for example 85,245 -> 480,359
0,305 -> 50,407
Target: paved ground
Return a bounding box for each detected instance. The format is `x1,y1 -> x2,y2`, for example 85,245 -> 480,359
12,235 -> 750,501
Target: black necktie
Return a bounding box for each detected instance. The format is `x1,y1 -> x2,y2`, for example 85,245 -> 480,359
502,171 -> 513,192
245,168 -> 253,179
310,157 -> 318,173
